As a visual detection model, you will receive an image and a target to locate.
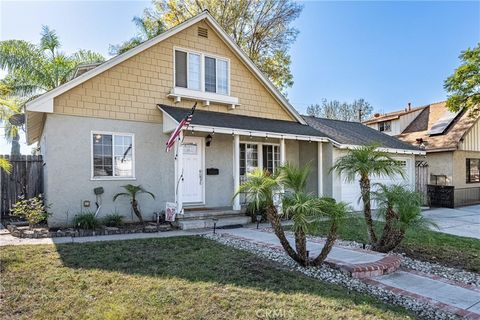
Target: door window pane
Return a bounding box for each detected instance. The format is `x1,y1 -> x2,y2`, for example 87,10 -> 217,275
205,57 -> 216,93
188,53 -> 201,90
217,59 -> 228,94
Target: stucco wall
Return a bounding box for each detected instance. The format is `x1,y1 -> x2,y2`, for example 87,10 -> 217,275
452,150 -> 480,188
53,20 -> 295,124
427,152 -> 453,185
42,114 -> 175,227
298,141 -> 318,195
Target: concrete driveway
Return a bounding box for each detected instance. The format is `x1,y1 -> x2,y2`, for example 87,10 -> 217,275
422,205 -> 480,239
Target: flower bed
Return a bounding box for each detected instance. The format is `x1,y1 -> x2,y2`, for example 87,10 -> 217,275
6,222 -> 174,239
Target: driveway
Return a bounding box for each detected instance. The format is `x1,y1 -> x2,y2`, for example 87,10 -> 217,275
422,205 -> 480,239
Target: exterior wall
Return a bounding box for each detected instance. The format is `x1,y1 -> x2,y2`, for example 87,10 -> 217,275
459,119 -> 480,151
331,148 -> 416,211
452,150 -> 480,189
427,152 -> 454,186
42,114 -> 174,227
298,141 -> 318,195
53,20 -> 295,124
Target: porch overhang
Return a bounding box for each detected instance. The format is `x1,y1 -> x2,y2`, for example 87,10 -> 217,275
158,104 -> 330,142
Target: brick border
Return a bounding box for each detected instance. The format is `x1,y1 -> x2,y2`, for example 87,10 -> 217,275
362,277 -> 480,320
249,228 -> 402,278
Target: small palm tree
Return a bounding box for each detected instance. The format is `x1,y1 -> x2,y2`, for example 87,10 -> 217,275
371,184 -> 434,252
331,143 -> 405,244
113,184 -> 155,224
237,164 -> 349,267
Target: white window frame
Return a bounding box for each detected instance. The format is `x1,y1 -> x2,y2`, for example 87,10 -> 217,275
239,141 -> 280,176
173,46 -> 231,96
91,131 -> 136,181
379,120 -> 392,132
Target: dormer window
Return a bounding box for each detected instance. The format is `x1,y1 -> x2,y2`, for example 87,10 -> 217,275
171,48 -> 237,108
379,120 -> 391,132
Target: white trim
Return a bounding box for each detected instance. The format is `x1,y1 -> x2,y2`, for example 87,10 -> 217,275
90,130 -> 136,180
317,142 -> 323,196
25,11 -> 304,123
233,134 -> 241,210
334,143 -> 426,156
168,87 -> 238,106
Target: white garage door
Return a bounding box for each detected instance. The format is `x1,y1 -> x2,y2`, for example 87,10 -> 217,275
340,159 -> 413,211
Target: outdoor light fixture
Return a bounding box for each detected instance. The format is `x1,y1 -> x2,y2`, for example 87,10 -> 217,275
206,134 -> 213,147
212,218 -> 219,234
256,214 -> 262,229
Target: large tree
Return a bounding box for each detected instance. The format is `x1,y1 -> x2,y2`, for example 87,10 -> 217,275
306,98 -> 373,122
110,0 -> 303,93
0,26 -> 105,98
0,26 -> 105,154
444,43 -> 480,115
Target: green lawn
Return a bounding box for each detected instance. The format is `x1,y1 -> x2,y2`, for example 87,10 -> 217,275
307,216 -> 480,273
1,237 -> 412,319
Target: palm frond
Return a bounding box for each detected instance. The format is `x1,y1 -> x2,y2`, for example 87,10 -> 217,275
0,158 -> 11,173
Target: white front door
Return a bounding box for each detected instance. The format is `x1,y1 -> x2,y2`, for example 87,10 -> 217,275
181,136 -> 204,204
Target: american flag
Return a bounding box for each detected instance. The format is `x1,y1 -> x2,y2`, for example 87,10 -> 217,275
166,102 -> 197,152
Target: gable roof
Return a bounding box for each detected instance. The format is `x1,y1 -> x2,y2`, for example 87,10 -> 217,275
25,11 -> 305,125
363,104 -> 428,125
397,101 -> 480,152
159,104 -> 328,139
304,116 -> 421,151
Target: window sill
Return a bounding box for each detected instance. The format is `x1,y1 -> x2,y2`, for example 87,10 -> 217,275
169,87 -> 239,109
90,177 -> 137,181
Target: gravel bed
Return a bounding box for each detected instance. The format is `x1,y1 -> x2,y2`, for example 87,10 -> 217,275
260,227 -> 480,287
204,233 -> 461,320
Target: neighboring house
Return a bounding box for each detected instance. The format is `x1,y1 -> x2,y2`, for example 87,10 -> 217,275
365,101 -> 480,207
25,11 -> 422,228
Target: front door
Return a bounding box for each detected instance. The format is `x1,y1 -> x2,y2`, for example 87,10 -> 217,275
181,136 -> 204,204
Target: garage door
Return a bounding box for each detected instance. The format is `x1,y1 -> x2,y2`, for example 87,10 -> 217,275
340,159 -> 413,211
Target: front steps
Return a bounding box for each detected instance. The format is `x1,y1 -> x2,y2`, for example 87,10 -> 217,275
176,207 -> 251,230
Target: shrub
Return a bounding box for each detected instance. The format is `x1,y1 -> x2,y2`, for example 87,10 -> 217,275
74,212 -> 100,230
102,213 -> 123,227
11,195 -> 50,227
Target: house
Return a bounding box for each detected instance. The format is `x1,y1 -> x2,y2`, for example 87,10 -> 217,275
365,101 -> 480,207
25,11 -> 423,228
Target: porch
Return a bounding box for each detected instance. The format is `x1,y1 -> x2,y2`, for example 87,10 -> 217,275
159,105 -> 330,219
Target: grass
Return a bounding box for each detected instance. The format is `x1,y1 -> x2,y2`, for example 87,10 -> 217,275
306,216 -> 480,273
0,236 -> 413,319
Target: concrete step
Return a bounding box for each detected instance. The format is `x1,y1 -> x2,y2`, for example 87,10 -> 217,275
177,215 -> 250,230
179,209 -> 244,220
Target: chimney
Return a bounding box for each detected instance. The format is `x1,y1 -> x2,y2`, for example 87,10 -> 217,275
408,102 -> 412,111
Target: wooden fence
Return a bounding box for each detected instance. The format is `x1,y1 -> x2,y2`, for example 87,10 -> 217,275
0,155 -> 44,219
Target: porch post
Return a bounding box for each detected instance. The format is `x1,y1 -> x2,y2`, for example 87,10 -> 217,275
176,130 -> 184,214
233,134 -> 241,210
317,141 -> 323,196
280,138 -> 286,165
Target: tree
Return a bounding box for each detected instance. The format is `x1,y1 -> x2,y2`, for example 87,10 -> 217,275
0,92 -> 23,155
0,25 -> 105,98
113,184 -> 155,224
330,144 -> 405,244
306,98 -> 373,122
444,43 -> 480,115
371,184 -> 434,252
0,158 -> 11,173
111,0 -> 303,93
237,164 -> 348,267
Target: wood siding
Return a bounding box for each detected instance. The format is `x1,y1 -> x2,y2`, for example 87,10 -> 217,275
53,20 -> 295,125
459,118 -> 480,151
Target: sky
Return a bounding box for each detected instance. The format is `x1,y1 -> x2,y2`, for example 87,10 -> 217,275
0,0 -> 479,154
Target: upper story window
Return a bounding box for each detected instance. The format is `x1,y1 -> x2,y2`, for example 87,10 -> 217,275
379,120 -> 391,132
92,132 -> 134,179
175,49 -> 230,95
466,158 -> 480,183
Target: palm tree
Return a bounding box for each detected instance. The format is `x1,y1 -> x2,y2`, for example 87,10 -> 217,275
113,184 -> 155,224
237,164 -> 348,267
0,93 -> 23,155
0,158 -> 11,173
0,26 -> 105,97
371,184 -> 434,252
331,143 -> 405,244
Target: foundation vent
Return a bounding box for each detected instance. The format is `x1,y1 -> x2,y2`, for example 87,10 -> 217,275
198,27 -> 208,38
